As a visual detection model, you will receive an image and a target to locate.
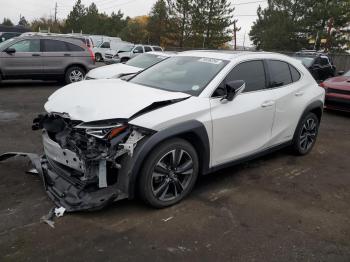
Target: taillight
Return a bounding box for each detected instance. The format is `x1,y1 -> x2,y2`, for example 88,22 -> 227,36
88,47 -> 95,63
319,82 -> 325,88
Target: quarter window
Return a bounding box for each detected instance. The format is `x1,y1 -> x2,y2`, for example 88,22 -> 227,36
43,40 -> 69,52
267,60 -> 292,87
66,42 -> 84,51
224,60 -> 266,93
289,65 -> 301,82
10,39 -> 40,52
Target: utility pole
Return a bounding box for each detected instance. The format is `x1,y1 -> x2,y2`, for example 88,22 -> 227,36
233,20 -> 241,50
54,2 -> 58,23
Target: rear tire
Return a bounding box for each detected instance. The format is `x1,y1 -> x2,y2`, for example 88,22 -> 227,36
138,138 -> 199,208
95,53 -> 102,62
65,66 -> 85,84
292,112 -> 319,155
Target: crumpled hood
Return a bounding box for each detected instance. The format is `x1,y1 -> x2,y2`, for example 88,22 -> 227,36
45,79 -> 190,122
86,63 -> 141,79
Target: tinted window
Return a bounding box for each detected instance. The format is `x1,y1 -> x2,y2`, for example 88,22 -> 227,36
289,65 -> 301,82
225,60 -> 266,92
66,42 -> 84,52
100,42 -> 110,48
268,60 -> 292,87
144,46 -> 152,52
320,57 -> 329,66
152,46 -> 162,51
126,53 -> 168,69
43,39 -> 69,52
134,46 -> 144,53
10,39 -> 40,52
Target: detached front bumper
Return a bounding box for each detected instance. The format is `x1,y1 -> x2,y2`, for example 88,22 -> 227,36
104,56 -> 121,64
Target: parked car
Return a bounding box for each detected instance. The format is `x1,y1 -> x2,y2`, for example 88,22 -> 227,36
104,44 -> 163,64
0,32 -> 21,43
92,40 -> 130,62
293,51 -> 336,82
85,51 -> 176,80
0,51 -> 325,212
0,35 -> 95,84
319,69 -> 350,112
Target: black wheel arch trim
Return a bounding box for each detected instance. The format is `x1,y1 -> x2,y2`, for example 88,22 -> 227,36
123,120 -> 210,199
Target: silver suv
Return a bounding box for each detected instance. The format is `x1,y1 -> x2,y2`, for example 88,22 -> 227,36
0,35 -> 96,84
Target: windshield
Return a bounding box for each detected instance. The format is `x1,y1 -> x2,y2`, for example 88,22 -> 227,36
130,56 -> 228,95
126,53 -> 168,69
0,38 -> 16,50
293,56 -> 315,67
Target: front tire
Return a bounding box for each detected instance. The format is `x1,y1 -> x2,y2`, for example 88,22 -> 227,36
292,112 -> 320,155
139,138 -> 199,208
95,53 -> 102,62
65,66 -> 85,84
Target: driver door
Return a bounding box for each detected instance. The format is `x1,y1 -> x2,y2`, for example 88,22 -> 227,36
1,39 -> 42,78
131,45 -> 144,58
210,60 -> 276,166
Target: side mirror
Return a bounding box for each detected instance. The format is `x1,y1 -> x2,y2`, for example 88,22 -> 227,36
337,71 -> 345,76
133,49 -> 139,53
5,47 -> 16,54
222,80 -> 245,101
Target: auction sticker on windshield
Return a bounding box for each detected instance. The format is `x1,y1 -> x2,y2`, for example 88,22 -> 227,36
198,58 -> 223,64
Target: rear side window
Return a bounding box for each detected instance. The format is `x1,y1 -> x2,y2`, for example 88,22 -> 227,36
267,60 -> 292,87
66,42 -> 84,52
43,39 -> 69,52
225,60 -> 266,92
289,65 -> 301,82
320,57 -> 329,66
152,46 -> 162,51
144,46 -> 152,52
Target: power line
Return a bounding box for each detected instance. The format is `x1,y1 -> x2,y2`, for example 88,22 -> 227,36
232,0 -> 267,6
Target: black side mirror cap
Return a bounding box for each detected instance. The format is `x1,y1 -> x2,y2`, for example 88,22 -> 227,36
5,47 -> 16,54
223,80 -> 246,101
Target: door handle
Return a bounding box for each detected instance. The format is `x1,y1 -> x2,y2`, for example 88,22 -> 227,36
261,101 -> 275,108
295,91 -> 304,96
64,53 -> 71,56
32,54 -> 40,57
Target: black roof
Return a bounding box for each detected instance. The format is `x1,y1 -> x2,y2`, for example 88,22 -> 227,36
0,25 -> 31,33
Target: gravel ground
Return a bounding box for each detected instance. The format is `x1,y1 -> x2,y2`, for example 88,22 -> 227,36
0,81 -> 349,262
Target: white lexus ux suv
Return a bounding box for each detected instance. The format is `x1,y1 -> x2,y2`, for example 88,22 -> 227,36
0,51 -> 325,211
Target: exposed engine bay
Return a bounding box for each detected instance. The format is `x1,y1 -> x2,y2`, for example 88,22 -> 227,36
1,113 -> 154,212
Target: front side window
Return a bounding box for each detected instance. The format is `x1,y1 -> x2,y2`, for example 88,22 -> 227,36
100,42 -> 110,48
267,60 -> 292,87
134,46 -> 144,53
126,53 -> 168,69
130,56 -> 228,96
10,39 -> 40,52
224,60 -> 266,93
43,39 -> 69,52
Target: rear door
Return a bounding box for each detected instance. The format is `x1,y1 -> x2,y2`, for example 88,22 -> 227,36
41,39 -> 73,76
0,38 -> 42,77
267,60 -> 306,146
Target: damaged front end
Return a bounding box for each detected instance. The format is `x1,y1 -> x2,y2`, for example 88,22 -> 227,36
2,113 -> 153,212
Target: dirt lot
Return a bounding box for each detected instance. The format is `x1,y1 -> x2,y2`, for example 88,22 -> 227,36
0,81 -> 349,262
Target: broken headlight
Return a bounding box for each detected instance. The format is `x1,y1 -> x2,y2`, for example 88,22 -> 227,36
74,122 -> 128,140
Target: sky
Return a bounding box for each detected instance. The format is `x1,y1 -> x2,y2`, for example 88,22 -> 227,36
0,0 -> 268,46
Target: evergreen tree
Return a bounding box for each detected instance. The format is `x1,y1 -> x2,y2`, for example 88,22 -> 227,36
2,18 -> 14,26
18,16 -> 29,27
65,0 -> 87,33
147,0 -> 169,45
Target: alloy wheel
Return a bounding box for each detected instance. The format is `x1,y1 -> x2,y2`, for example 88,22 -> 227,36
69,70 -> 84,82
151,149 -> 194,201
299,118 -> 317,151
